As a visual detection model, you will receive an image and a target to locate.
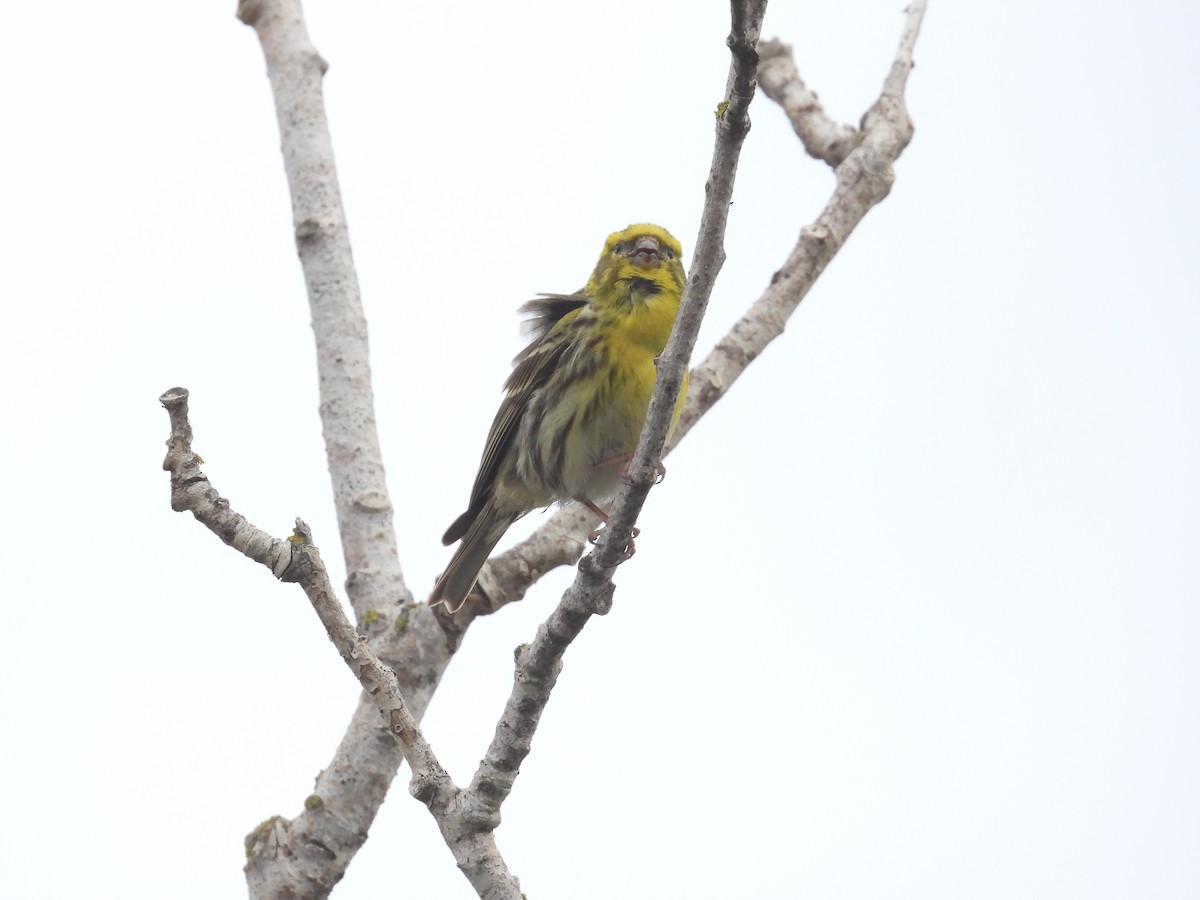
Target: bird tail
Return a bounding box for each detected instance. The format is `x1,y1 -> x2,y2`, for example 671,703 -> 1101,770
429,497 -> 518,612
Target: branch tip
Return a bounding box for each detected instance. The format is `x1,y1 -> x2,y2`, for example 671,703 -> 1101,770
235,0 -> 262,27
159,386 -> 189,407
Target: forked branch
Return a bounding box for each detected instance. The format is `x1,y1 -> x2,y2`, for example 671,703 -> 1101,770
164,0 -> 927,896
160,387 -> 522,898
458,0 -> 930,617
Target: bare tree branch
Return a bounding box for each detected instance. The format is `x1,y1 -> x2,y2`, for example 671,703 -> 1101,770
435,504 -> 593,648
448,0 -> 768,824
236,0 -> 407,622
439,0 -> 769,622
161,388 -> 524,900
607,0 -> 766,537
676,1 -> 927,443
756,38 -> 858,167
452,1 -> 930,621
163,0 -> 927,895
230,1 -> 455,894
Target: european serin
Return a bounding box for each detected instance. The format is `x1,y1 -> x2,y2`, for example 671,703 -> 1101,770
429,224 -> 688,611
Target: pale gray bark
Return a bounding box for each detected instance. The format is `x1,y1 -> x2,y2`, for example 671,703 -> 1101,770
160,0 -> 927,896
231,2 -> 442,897
676,2 -> 928,445
463,0 -> 931,613
459,1 -> 767,818
162,387 -> 520,896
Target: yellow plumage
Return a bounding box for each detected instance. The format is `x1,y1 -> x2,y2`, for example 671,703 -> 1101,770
430,224 -> 688,611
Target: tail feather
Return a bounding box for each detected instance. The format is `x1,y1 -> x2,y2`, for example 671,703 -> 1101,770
429,498 -> 518,611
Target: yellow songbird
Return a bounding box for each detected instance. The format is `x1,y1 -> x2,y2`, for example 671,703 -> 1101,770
430,224 -> 688,611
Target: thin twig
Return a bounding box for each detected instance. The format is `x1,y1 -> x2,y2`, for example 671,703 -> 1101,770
451,3 -> 929,830
603,0 -> 767,549
676,0 -> 927,444
455,0 -> 769,820
757,38 -> 858,167
454,1 -> 929,619
160,387 -> 523,900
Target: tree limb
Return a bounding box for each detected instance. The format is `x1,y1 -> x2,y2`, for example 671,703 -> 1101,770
450,1 -> 929,621
677,1 -> 927,443
236,0 -> 407,622
167,0 -> 926,895
161,388 -> 524,900
232,2 -> 450,894
450,0 -> 768,826
756,38 -> 858,167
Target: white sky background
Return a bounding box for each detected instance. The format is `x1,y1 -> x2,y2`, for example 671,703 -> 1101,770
1,0 -> 1197,897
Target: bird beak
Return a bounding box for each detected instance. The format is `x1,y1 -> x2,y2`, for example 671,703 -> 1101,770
629,235 -> 663,271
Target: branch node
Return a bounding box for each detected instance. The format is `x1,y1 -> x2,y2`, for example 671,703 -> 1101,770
295,218 -> 321,241
352,491 -> 391,513
235,0 -> 263,27
278,542 -> 312,582
159,386 -> 189,407
409,772 -> 439,808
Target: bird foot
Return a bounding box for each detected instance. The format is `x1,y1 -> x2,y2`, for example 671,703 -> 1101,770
616,459 -> 667,487
587,524 -> 640,561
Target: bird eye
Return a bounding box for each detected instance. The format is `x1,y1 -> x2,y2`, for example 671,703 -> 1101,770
613,242 -> 625,254
665,248 -> 675,259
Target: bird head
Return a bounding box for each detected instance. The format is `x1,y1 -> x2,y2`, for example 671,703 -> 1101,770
586,223 -> 686,303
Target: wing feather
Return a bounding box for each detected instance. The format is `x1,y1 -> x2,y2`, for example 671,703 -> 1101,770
442,292 -> 589,545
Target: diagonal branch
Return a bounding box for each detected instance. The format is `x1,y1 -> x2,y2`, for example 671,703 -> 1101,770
234,2 -> 443,895
605,0 -> 766,541
677,1 -> 927,442
756,38 -> 858,167
438,0 -> 770,615
237,0 -> 406,623
450,0 -> 929,624
450,0 -> 768,822
170,1 -> 927,896
160,387 -> 524,900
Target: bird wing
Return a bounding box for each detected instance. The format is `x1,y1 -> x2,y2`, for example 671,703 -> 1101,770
517,292 -> 589,344
442,292 -> 588,546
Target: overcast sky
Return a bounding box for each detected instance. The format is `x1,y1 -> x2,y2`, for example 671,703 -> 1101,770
2,1 -> 1197,898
